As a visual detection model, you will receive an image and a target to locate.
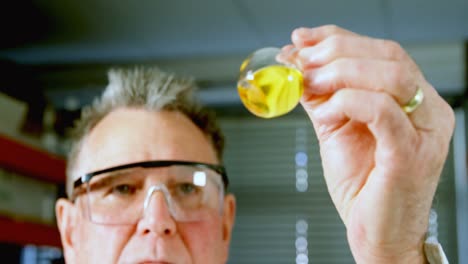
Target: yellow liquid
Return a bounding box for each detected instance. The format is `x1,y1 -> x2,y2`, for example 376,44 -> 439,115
238,65 -> 303,118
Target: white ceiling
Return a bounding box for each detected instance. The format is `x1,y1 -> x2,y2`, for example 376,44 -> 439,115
0,0 -> 467,107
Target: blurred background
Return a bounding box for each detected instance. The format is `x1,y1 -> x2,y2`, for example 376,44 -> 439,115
0,1 -> 466,263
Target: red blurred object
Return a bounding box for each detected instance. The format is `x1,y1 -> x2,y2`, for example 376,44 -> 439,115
0,133 -> 64,247
0,133 -> 65,183
0,216 -> 61,248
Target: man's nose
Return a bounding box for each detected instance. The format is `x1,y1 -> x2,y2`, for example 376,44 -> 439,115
137,186 -> 177,236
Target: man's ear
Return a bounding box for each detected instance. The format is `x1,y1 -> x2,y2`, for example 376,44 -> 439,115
56,198 -> 78,262
222,194 -> 236,243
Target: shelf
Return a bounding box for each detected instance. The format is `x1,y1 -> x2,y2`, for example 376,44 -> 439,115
0,133 -> 65,248
0,133 -> 66,183
0,216 -> 61,248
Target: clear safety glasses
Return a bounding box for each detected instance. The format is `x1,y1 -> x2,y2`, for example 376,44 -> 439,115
72,160 -> 229,225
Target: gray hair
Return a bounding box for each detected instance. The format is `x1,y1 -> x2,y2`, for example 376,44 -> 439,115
66,66 -> 225,198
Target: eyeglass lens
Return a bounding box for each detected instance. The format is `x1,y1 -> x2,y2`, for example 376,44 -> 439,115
80,165 -> 224,225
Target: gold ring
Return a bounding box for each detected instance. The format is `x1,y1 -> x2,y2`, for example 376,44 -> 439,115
402,87 -> 424,114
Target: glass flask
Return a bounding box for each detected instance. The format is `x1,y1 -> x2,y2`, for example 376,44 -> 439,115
237,47 -> 304,118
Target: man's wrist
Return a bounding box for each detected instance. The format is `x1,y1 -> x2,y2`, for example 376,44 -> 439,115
351,245 -> 427,264
350,209 -> 448,263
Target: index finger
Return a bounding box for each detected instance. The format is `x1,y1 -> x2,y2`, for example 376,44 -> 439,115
292,25 -> 358,48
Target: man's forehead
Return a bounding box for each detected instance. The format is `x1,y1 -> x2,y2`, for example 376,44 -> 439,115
73,108 -> 217,181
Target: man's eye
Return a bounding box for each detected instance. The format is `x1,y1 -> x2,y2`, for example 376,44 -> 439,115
177,183 -> 198,195
112,184 -> 136,195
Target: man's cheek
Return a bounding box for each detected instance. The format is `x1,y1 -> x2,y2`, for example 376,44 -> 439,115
78,223 -> 134,262
180,220 -> 224,258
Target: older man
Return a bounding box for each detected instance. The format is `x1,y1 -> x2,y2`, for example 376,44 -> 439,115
56,25 -> 453,263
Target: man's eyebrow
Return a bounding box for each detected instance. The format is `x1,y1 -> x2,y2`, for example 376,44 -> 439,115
99,169 -> 133,178
88,169 -> 138,187
92,165 -> 145,178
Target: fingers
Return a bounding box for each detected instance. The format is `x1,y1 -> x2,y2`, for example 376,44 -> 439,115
299,56 -> 450,131
291,25 -> 358,47
302,58 -> 420,105
287,25 -> 454,139
282,25 -> 420,104
291,25 -> 408,64
309,88 -> 417,154
296,34 -> 409,68
286,25 -> 451,132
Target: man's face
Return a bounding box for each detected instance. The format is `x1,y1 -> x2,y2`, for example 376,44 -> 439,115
56,108 -> 236,264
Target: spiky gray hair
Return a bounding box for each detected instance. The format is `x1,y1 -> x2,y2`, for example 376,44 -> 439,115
66,66 -> 225,198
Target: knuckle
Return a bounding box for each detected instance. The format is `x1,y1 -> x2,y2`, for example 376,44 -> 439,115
332,57 -> 352,70
326,58 -> 342,76
382,39 -> 405,60
376,93 -> 395,111
326,34 -> 345,53
327,58 -> 359,90
332,88 -> 349,104
326,59 -> 349,86
387,63 -> 414,101
323,24 -> 341,35
372,93 -> 399,125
